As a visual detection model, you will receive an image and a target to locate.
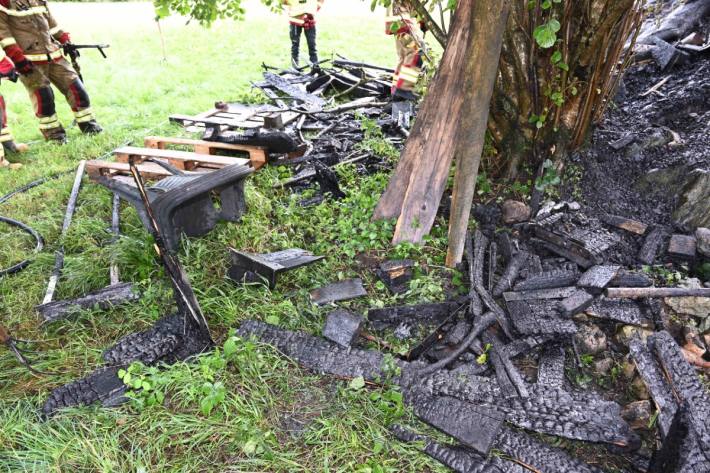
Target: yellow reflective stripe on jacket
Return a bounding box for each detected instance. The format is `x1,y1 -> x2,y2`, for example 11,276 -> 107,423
398,67 -> 420,83
0,127 -> 13,142
0,4 -> 49,17
0,37 -> 16,47
25,49 -> 62,62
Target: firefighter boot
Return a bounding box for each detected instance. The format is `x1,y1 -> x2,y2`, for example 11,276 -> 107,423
43,126 -> 68,144
78,120 -> 103,135
3,140 -> 29,154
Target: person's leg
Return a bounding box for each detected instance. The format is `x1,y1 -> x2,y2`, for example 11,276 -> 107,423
290,24 -> 302,68
48,58 -> 102,134
305,26 -> 318,65
19,64 -> 66,143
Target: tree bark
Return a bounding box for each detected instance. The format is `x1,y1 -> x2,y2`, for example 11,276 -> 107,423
446,1 -> 511,266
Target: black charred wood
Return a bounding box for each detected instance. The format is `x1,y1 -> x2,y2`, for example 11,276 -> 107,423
502,286 -> 578,302
405,390 -> 504,455
389,425 -> 525,473
638,227 -> 667,265
576,265 -> 620,295
513,269 -> 579,292
558,290 -> 595,317
587,299 -> 650,326
492,251 -> 528,297
464,235 -> 484,317
506,299 -> 578,336
375,259 -> 414,294
367,297 -> 468,331
609,270 -> 653,288
537,343 -> 566,388
228,248 -> 324,289
313,160 -> 346,199
310,278 -> 367,305
37,282 -> 139,323
42,367 -> 128,418
483,332 -> 529,399
323,310 -> 364,348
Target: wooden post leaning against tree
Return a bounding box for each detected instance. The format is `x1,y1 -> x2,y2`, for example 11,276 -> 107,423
372,0 -> 474,224
445,0 -> 512,267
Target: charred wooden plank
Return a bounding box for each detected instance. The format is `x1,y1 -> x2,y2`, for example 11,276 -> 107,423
577,265 -> 620,295
484,332 -> 529,399
651,332 -> 710,460
558,290 -> 595,317
506,300 -> 578,336
406,390 -> 504,454
237,320 -> 394,380
601,214 -> 648,235
495,427 -> 605,473
310,279 -> 367,305
375,259 -> 414,294
228,248 -> 324,289
537,343 -> 566,388
587,299 -> 649,326
263,72 -> 326,109
503,335 -> 555,359
103,313 -> 212,366
367,297 -> 468,330
638,227 -> 667,265
464,235 -> 484,316
42,366 -> 128,418
492,251 -> 528,297
323,310 -> 364,348
503,286 -> 578,302
609,270 -> 653,288
629,337 -> 677,437
390,425 -> 525,473
513,269 -> 579,292
534,214 -> 619,267
37,283 -> 139,323
667,234 -> 697,259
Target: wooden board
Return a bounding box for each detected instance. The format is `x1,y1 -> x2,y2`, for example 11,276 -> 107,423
87,160 -> 179,181
144,136 -> 268,169
113,146 -> 249,171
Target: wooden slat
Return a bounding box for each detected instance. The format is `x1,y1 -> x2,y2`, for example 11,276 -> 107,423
113,146 -> 249,171
86,160 -> 174,181
143,136 -> 268,169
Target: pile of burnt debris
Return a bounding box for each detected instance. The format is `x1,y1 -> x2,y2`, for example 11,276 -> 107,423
232,198 -> 710,473
172,57 -> 408,206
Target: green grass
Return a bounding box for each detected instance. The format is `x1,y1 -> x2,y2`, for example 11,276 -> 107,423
0,3 -> 456,471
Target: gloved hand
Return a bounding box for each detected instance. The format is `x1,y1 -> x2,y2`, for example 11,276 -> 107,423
0,57 -> 18,82
14,59 -> 33,76
57,32 -> 71,45
303,14 -> 315,29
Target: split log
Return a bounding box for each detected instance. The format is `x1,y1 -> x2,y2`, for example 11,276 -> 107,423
606,287 -> 710,299
445,0 -> 511,265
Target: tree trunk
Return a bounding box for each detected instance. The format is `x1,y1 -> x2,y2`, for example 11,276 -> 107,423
446,1 -> 511,266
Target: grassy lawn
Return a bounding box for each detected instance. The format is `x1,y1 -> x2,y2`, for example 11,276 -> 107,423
0,2 -> 455,471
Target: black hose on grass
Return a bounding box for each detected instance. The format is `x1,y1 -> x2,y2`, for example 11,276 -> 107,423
0,215 -> 44,277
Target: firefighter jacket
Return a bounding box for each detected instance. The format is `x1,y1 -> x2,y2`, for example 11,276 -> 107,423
284,0 -> 323,27
0,0 -> 70,66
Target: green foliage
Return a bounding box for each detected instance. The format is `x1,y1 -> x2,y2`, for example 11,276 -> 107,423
533,19 -> 560,49
534,159 -> 561,192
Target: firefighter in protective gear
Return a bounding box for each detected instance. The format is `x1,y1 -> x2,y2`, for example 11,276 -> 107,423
283,0 -> 324,69
385,1 -> 426,101
0,0 -> 102,144
0,53 -> 26,170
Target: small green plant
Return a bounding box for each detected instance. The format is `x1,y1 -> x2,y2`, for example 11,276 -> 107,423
199,381 -> 227,416
476,343 -> 493,365
369,387 -> 405,423
535,159 -> 561,198
580,354 -> 594,367
476,172 -> 494,196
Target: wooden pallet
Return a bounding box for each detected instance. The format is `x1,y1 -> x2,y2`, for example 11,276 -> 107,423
86,160 -> 183,181
143,136 -> 268,169
170,104 -> 299,131
113,146 -> 250,171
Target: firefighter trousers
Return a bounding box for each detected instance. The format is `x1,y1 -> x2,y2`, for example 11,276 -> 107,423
393,32 -> 423,99
290,25 -> 318,65
19,58 -> 95,138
